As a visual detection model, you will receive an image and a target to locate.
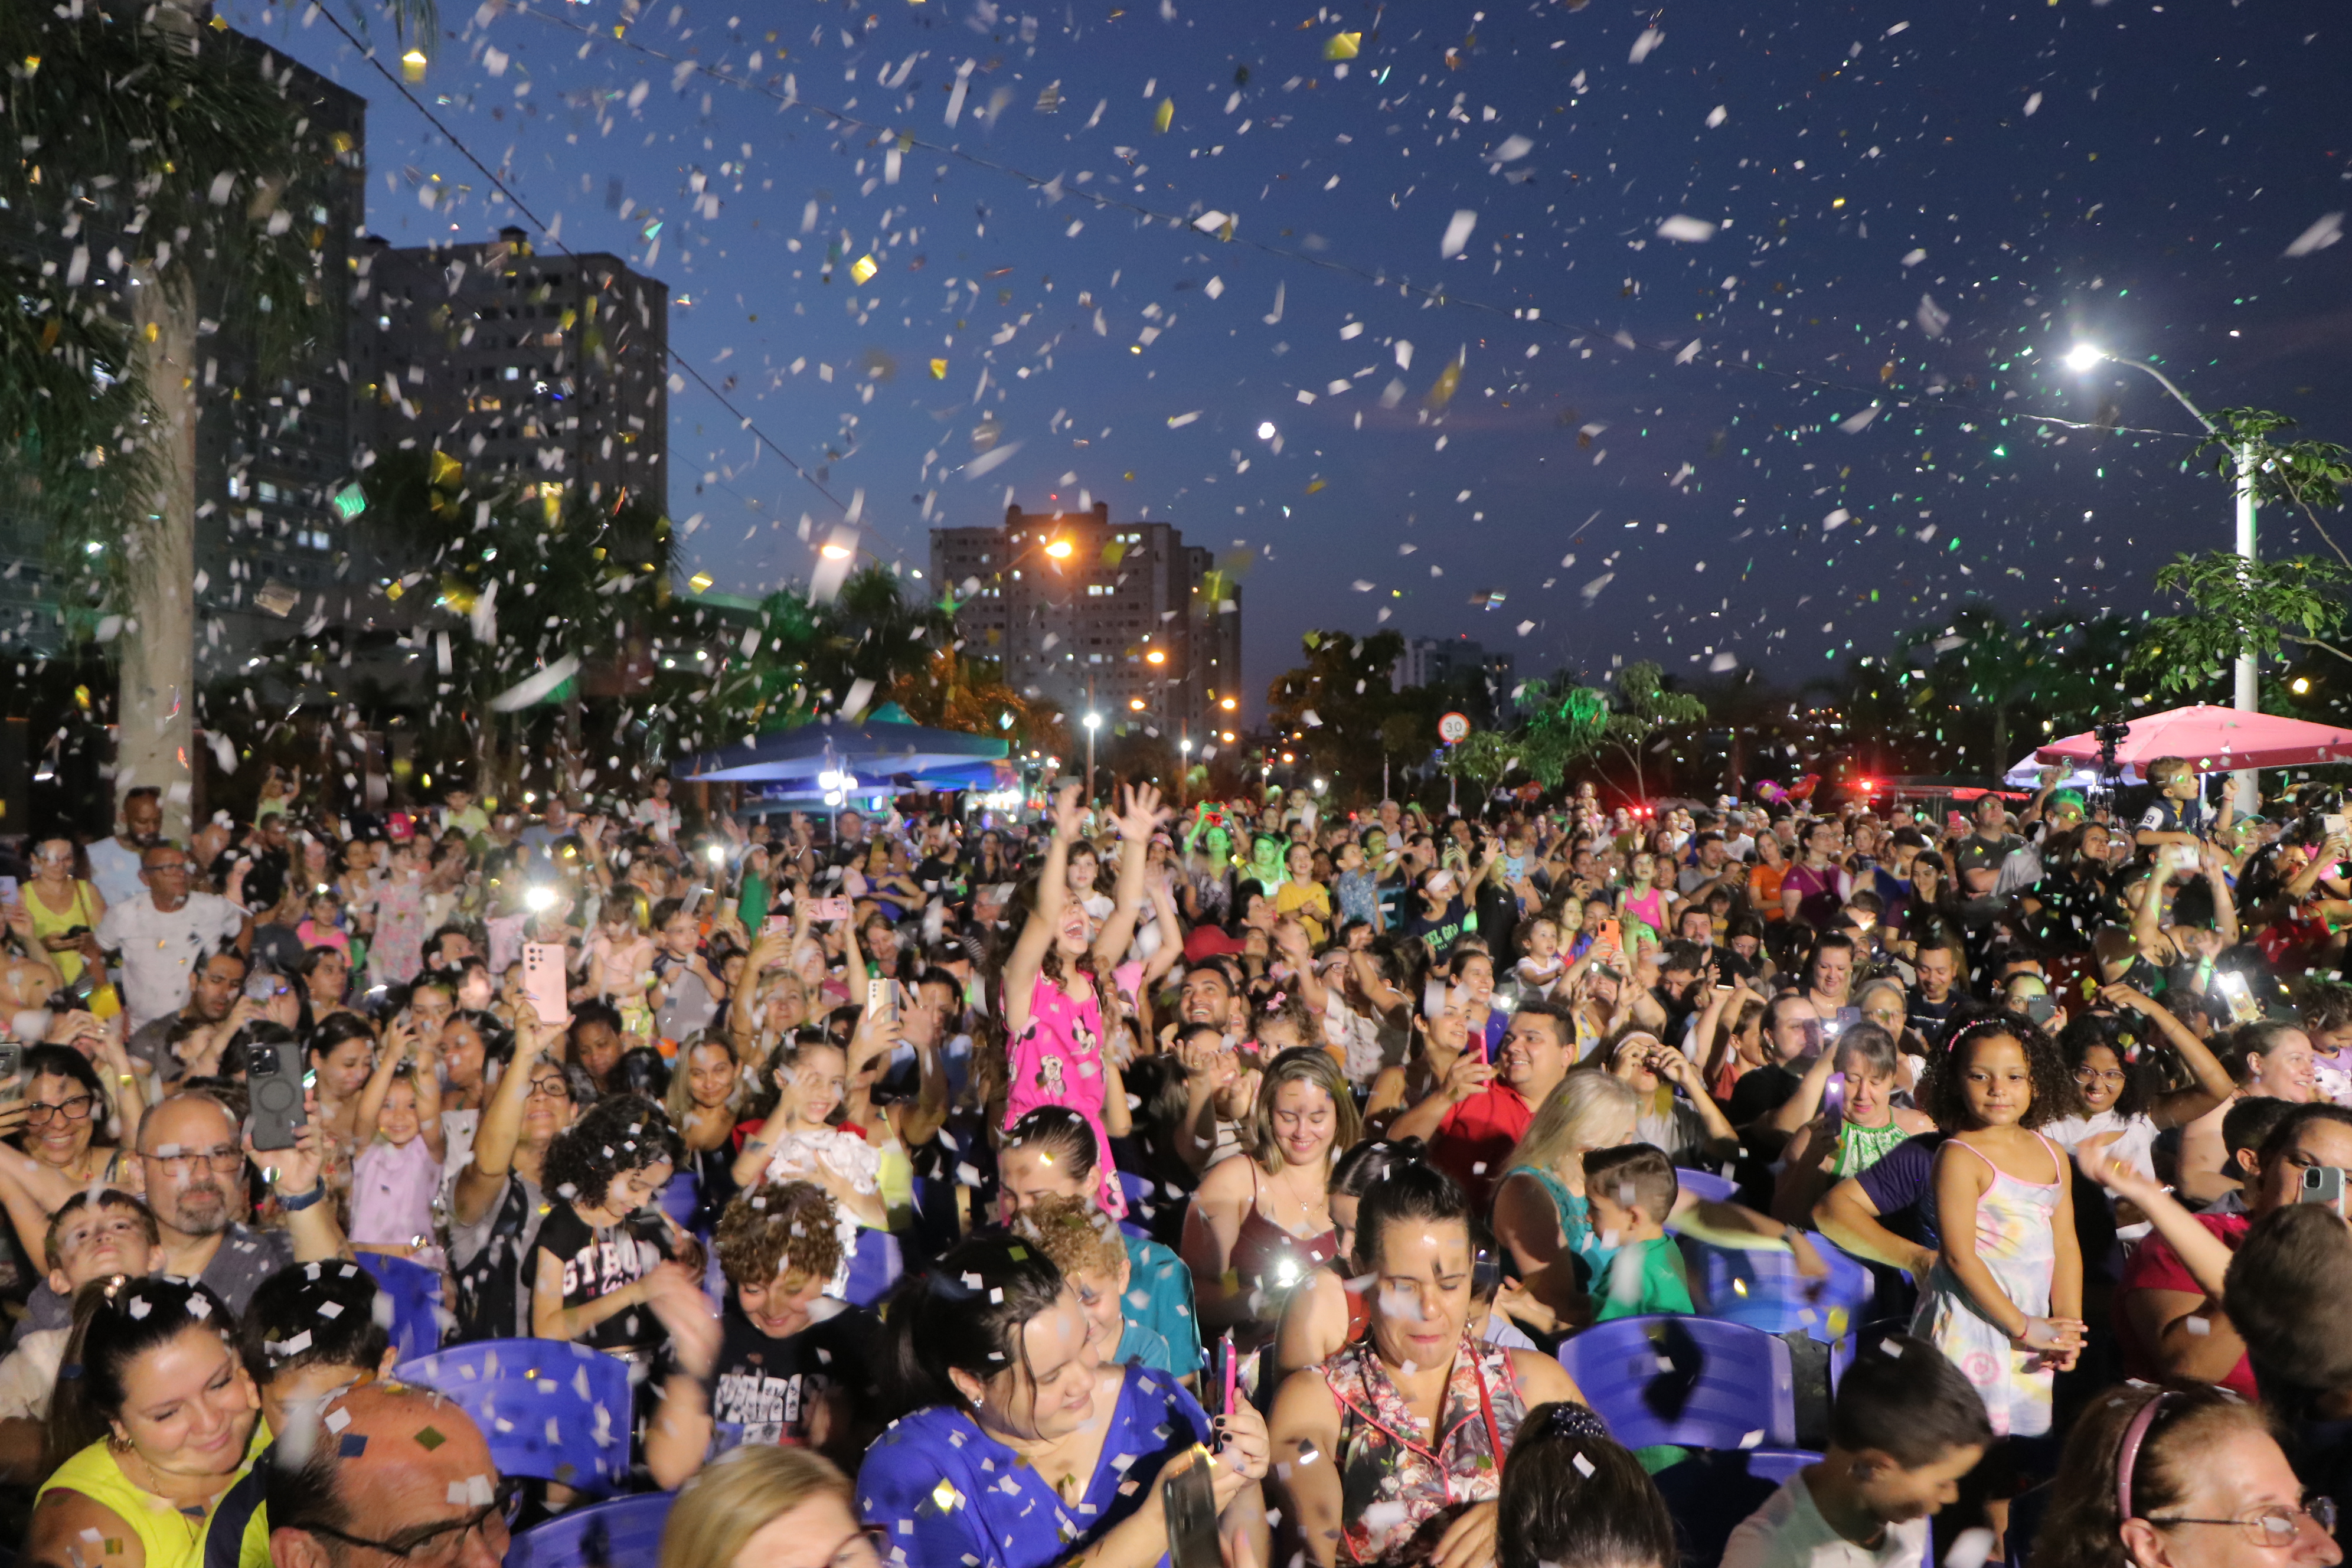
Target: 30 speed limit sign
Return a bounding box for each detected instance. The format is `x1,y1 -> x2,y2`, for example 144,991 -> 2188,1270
1438,712 -> 1471,746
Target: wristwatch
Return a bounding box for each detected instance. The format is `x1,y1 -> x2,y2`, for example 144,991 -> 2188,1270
278,1182 -> 328,1213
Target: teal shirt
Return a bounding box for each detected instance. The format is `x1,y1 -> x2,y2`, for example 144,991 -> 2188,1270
1115,1317 -> 1180,1376
1593,1236 -> 1695,1322
1122,1232 -> 1204,1377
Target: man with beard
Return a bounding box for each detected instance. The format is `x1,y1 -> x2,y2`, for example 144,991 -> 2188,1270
133,1090 -> 348,1313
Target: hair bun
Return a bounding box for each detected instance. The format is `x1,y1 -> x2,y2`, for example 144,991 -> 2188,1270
1384,1136 -> 1428,1164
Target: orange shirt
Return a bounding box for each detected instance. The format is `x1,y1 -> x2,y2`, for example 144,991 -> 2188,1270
1749,863 -> 1788,921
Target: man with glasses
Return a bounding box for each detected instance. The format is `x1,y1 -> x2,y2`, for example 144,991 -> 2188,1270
134,1090 -> 345,1317
93,842 -> 251,1031
205,1382 -> 512,1568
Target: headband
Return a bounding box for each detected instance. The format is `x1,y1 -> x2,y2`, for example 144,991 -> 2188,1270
2115,1388 -> 2181,1523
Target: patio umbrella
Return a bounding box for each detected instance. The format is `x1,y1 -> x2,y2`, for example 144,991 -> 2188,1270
2036,704 -> 2352,774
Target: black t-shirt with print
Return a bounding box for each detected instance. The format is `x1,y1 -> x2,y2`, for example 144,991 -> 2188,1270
701,1302 -> 881,1462
527,1204 -> 671,1353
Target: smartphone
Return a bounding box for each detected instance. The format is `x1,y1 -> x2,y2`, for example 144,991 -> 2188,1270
2299,1165 -> 2347,1217
248,1035 -> 308,1152
2213,969 -> 2260,1026
2328,814 -> 2347,838
0,1044 -> 21,1105
0,877 -> 17,904
521,942 -> 573,1029
683,885 -> 708,917
1218,1329 -> 1238,1419
1162,1455 -> 1222,1568
763,914 -> 792,937
867,976 -> 898,1025
244,972 -> 282,1004
812,896 -> 854,922
1824,1072 -> 1847,1122
1598,917 -> 1623,955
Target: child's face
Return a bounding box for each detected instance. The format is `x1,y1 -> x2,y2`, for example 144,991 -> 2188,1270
2073,1044 -> 2127,1115
737,1265 -> 827,1339
308,896 -> 338,925
1067,1259 -> 1133,1354
1256,1015 -> 1303,1053
1855,1442 -> 1987,1524
263,1358 -> 385,1446
1959,1035 -> 2034,1127
378,1082 -> 422,1146
315,1038 -> 374,1101
662,913 -> 698,954
1586,1185 -> 1649,1245
48,1202 -> 155,1296
605,1160 -> 672,1216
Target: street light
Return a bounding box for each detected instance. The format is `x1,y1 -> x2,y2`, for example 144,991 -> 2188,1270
1043,538 -> 1074,559
1083,710 -> 1102,805
2064,341 -> 2259,812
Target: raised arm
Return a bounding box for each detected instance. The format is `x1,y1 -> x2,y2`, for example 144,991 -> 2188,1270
354,1014 -> 416,1149
2101,983 -> 2235,1129
453,1008 -> 546,1227
1003,782 -> 1086,1040
1092,782 -> 1169,969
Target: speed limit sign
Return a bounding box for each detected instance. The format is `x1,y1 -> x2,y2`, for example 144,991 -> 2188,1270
1438,712 -> 1471,746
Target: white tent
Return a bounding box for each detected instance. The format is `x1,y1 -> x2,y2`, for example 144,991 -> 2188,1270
2001,752 -> 2141,792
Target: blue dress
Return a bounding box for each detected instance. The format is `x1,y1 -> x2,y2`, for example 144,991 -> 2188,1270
858,1362 -> 1213,1567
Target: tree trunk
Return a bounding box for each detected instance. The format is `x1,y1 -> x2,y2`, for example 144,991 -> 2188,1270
1991,703 -> 2010,782
118,262 -> 200,838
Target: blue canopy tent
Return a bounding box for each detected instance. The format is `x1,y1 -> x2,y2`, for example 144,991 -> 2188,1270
678,703 -> 1010,785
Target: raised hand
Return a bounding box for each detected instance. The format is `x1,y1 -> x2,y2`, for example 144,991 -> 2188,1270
1048,779 -> 1087,841
1112,780 -> 1168,842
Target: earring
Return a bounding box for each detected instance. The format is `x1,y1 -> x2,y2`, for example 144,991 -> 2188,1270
107,1431 -> 133,1455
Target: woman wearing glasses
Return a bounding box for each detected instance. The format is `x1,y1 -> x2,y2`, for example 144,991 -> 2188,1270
20,837 -> 106,987
2034,1380 -> 2338,1568
662,1446 -> 884,1568
0,1046 -> 148,1268
447,1005 -> 597,1341
29,1276 -> 267,1568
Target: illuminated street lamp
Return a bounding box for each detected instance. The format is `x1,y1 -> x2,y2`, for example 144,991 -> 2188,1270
2064,341 -> 2257,810
1083,711 -> 1102,803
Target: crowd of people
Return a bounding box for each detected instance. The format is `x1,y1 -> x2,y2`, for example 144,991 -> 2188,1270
2,756 -> 2352,1568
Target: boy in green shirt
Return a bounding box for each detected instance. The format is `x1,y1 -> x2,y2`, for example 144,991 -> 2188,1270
1585,1143 -> 1696,1321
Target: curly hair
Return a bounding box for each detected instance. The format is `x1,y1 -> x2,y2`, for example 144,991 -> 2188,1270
1011,1193 -> 1127,1283
1918,1015 -> 2080,1132
714,1180 -> 844,1290
542,1093 -> 685,1211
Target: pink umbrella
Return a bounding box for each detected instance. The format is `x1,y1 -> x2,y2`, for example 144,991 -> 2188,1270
2036,704 -> 2352,773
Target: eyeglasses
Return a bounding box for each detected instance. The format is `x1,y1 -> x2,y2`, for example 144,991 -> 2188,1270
141,1145 -> 246,1177
525,1077 -> 572,1101
2148,1498 -> 2337,1547
289,1476 -> 523,1566
27,1095 -> 96,1126
2075,1067 -> 2128,1086
145,862 -> 191,877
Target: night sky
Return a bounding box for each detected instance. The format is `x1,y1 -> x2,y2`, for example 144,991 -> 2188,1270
220,0 -> 2351,722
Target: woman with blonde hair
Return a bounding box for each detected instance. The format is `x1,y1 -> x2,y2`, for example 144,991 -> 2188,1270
1491,1071 -> 1643,1322
1184,1046 -> 1363,1343
659,1444 -> 881,1568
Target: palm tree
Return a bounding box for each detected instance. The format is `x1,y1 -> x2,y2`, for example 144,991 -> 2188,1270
1,0 -> 430,834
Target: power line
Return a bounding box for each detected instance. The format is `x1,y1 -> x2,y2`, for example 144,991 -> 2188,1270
515,2 -> 2207,447
308,4 -> 916,574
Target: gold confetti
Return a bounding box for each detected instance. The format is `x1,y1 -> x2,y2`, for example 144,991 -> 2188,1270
1324,31 -> 1361,60
1154,97 -> 1175,133
1424,360 -> 1462,410
688,572 -> 714,593
929,357 -> 949,379
850,254 -> 880,285
1305,478 -> 1328,494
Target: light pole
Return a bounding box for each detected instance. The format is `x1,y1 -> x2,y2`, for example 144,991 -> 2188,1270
2064,342 -> 2259,814
1179,733 -> 1193,809
1083,710 -> 1101,806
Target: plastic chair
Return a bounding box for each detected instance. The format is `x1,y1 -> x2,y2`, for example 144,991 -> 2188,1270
658,1167 -> 702,1234
1674,1167 -> 1738,1204
506,1491 -> 677,1568
393,1340 -> 632,1495
1651,1447 -> 1822,1568
839,1226 -> 904,1308
1557,1315 -> 1798,1451
354,1253 -> 444,1364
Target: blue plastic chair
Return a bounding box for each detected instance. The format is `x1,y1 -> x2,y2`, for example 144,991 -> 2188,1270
1674,1167 -> 1738,1204
1680,1227 -> 1874,1347
1652,1447 -> 1822,1568
354,1253 -> 444,1364
1557,1314 -> 1798,1451
839,1226 -> 904,1308
506,1491 -> 677,1568
393,1340 -> 632,1494
658,1167 -> 702,1233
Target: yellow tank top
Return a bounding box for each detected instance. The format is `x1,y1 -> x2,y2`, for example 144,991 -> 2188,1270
26,880 -> 100,985
39,1421 -> 269,1568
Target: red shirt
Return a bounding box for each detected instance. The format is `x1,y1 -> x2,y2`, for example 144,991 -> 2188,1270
2114,1211 -> 2255,1399
1430,1083 -> 1533,1212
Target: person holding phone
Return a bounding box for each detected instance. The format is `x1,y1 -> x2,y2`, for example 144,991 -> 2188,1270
858,1236 -> 1270,1568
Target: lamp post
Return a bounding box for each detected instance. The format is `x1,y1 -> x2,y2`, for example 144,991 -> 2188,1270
1083,710 -> 1102,806
2064,343 -> 2259,814
1178,733 -> 1193,809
